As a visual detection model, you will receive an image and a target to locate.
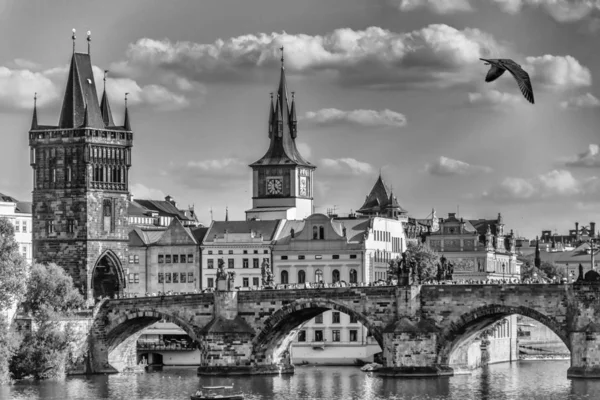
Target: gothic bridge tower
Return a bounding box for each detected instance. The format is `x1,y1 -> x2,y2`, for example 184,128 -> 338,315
246,48 -> 316,221
29,31 -> 132,301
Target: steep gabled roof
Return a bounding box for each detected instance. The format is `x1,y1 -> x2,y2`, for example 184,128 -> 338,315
134,199 -> 194,221
15,202 -> 32,214
0,193 -> 18,203
58,53 -> 105,129
357,175 -> 407,215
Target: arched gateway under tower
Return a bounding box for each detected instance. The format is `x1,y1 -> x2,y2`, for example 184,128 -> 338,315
91,250 -> 126,300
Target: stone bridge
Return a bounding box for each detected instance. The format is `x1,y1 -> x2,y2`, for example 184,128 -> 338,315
84,283 -> 600,379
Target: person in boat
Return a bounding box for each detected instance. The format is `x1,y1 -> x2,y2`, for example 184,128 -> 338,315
195,390 -> 203,396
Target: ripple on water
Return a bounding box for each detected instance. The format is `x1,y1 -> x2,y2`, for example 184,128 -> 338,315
2,361 -> 600,400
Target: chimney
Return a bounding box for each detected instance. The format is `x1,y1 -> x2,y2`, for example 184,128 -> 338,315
591,222 -> 596,238
165,195 -> 177,207
575,222 -> 580,242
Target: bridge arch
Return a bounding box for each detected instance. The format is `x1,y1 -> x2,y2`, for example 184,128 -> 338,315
437,304 -> 570,366
252,297 -> 383,365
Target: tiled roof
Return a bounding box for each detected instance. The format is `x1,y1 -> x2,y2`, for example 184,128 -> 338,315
128,200 -> 152,217
15,202 -> 32,214
191,227 -> 209,243
357,175 -> 407,215
131,227 -> 166,245
273,219 -> 306,244
336,217 -> 371,243
134,199 -> 194,221
0,193 -> 19,203
204,220 -> 281,243
58,53 -> 105,129
469,219 -> 500,236
551,243 -> 600,264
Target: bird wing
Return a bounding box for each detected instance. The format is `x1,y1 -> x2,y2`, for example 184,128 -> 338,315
501,59 -> 535,104
485,64 -> 505,82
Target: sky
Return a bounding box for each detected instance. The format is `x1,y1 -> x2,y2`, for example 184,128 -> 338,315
1,0 -> 600,238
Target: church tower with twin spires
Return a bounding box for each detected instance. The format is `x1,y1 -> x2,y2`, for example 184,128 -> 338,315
246,49 -> 316,221
29,30 -> 132,301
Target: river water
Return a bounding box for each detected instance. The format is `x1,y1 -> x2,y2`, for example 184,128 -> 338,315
2,361 -> 599,400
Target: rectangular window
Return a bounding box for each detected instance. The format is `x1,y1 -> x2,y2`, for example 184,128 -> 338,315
207,259 -> 214,269
22,221 -> 27,233
253,259 -> 259,268
207,278 -> 214,288
350,254 -> 357,259
333,255 -> 340,260
298,255 -> 305,260
243,278 -> 249,287
243,250 -> 248,254
14,221 -> 20,232
158,273 -> 164,283
228,259 -> 234,269
134,273 -> 139,284
208,250 -> 213,255
281,255 -> 288,260
349,330 -> 358,342
165,255 -> 172,264
314,330 -> 323,342
315,314 -> 323,324
188,254 -> 194,263
297,330 -> 306,342
228,250 -> 234,255
263,250 -> 269,254
165,273 -> 172,283
129,255 -> 134,264
332,312 -> 340,323
21,246 -> 27,258
253,277 -> 259,287
315,255 -> 322,260
47,220 -> 55,234
350,315 -> 358,324
332,330 -> 341,342
218,250 -> 223,255
158,254 -> 164,264
181,272 -> 187,283
67,219 -> 75,233
173,255 -> 179,264
243,259 -> 249,268
188,272 -> 194,282
180,254 -> 186,263
173,273 -> 179,283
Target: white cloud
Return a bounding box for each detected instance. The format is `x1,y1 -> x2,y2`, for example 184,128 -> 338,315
303,108 -> 407,128
169,158 -> 250,189
564,144 -> 600,168
185,158 -> 247,172
560,93 -> 600,109
321,158 -> 376,176
467,89 -> 523,107
130,183 -> 166,200
491,0 -> 600,22
425,156 -> 493,176
482,169 -> 600,202
113,24 -> 505,90
392,0 -> 473,13
296,142 -> 312,159
0,66 -> 60,110
524,55 -> 592,90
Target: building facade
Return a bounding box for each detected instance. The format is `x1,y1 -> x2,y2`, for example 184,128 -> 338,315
126,219 -> 205,296
0,193 -> 33,265
425,212 -> 521,281
29,39 -> 132,301
201,220 -> 282,290
246,53 -> 315,221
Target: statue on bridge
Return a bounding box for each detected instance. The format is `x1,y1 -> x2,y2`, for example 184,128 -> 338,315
262,259 -> 274,287
216,258 -> 227,281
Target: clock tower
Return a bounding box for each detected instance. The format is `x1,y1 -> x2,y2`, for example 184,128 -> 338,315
246,49 -> 315,221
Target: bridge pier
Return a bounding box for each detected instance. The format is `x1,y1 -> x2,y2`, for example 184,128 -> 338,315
567,325 -> 600,378
378,317 -> 453,377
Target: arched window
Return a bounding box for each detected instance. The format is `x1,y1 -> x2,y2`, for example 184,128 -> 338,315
315,269 -> 323,283
319,226 -> 325,239
281,270 -> 289,284
349,269 -> 357,284
102,199 -> 113,233
332,269 -> 340,283
298,270 -> 306,284
313,226 -> 318,239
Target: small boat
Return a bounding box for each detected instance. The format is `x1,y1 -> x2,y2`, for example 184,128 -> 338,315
191,385 -> 244,400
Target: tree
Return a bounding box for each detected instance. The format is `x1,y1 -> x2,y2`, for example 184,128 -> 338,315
404,242 -> 440,281
21,263 -> 85,320
0,217 -> 27,312
0,317 -> 21,383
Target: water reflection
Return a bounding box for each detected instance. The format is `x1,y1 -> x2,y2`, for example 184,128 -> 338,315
3,361 -> 600,400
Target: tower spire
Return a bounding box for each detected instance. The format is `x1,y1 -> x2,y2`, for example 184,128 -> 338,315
87,30 -> 91,55
123,93 -> 131,131
268,92 -> 275,139
31,92 -> 38,130
100,70 -> 115,127
290,91 -> 297,138
72,28 -> 76,53
225,206 -> 229,222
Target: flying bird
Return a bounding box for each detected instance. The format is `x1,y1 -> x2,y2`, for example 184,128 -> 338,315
480,58 -> 534,104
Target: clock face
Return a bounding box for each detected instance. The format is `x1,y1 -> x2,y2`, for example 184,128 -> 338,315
266,177 -> 283,195
299,176 -> 307,196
